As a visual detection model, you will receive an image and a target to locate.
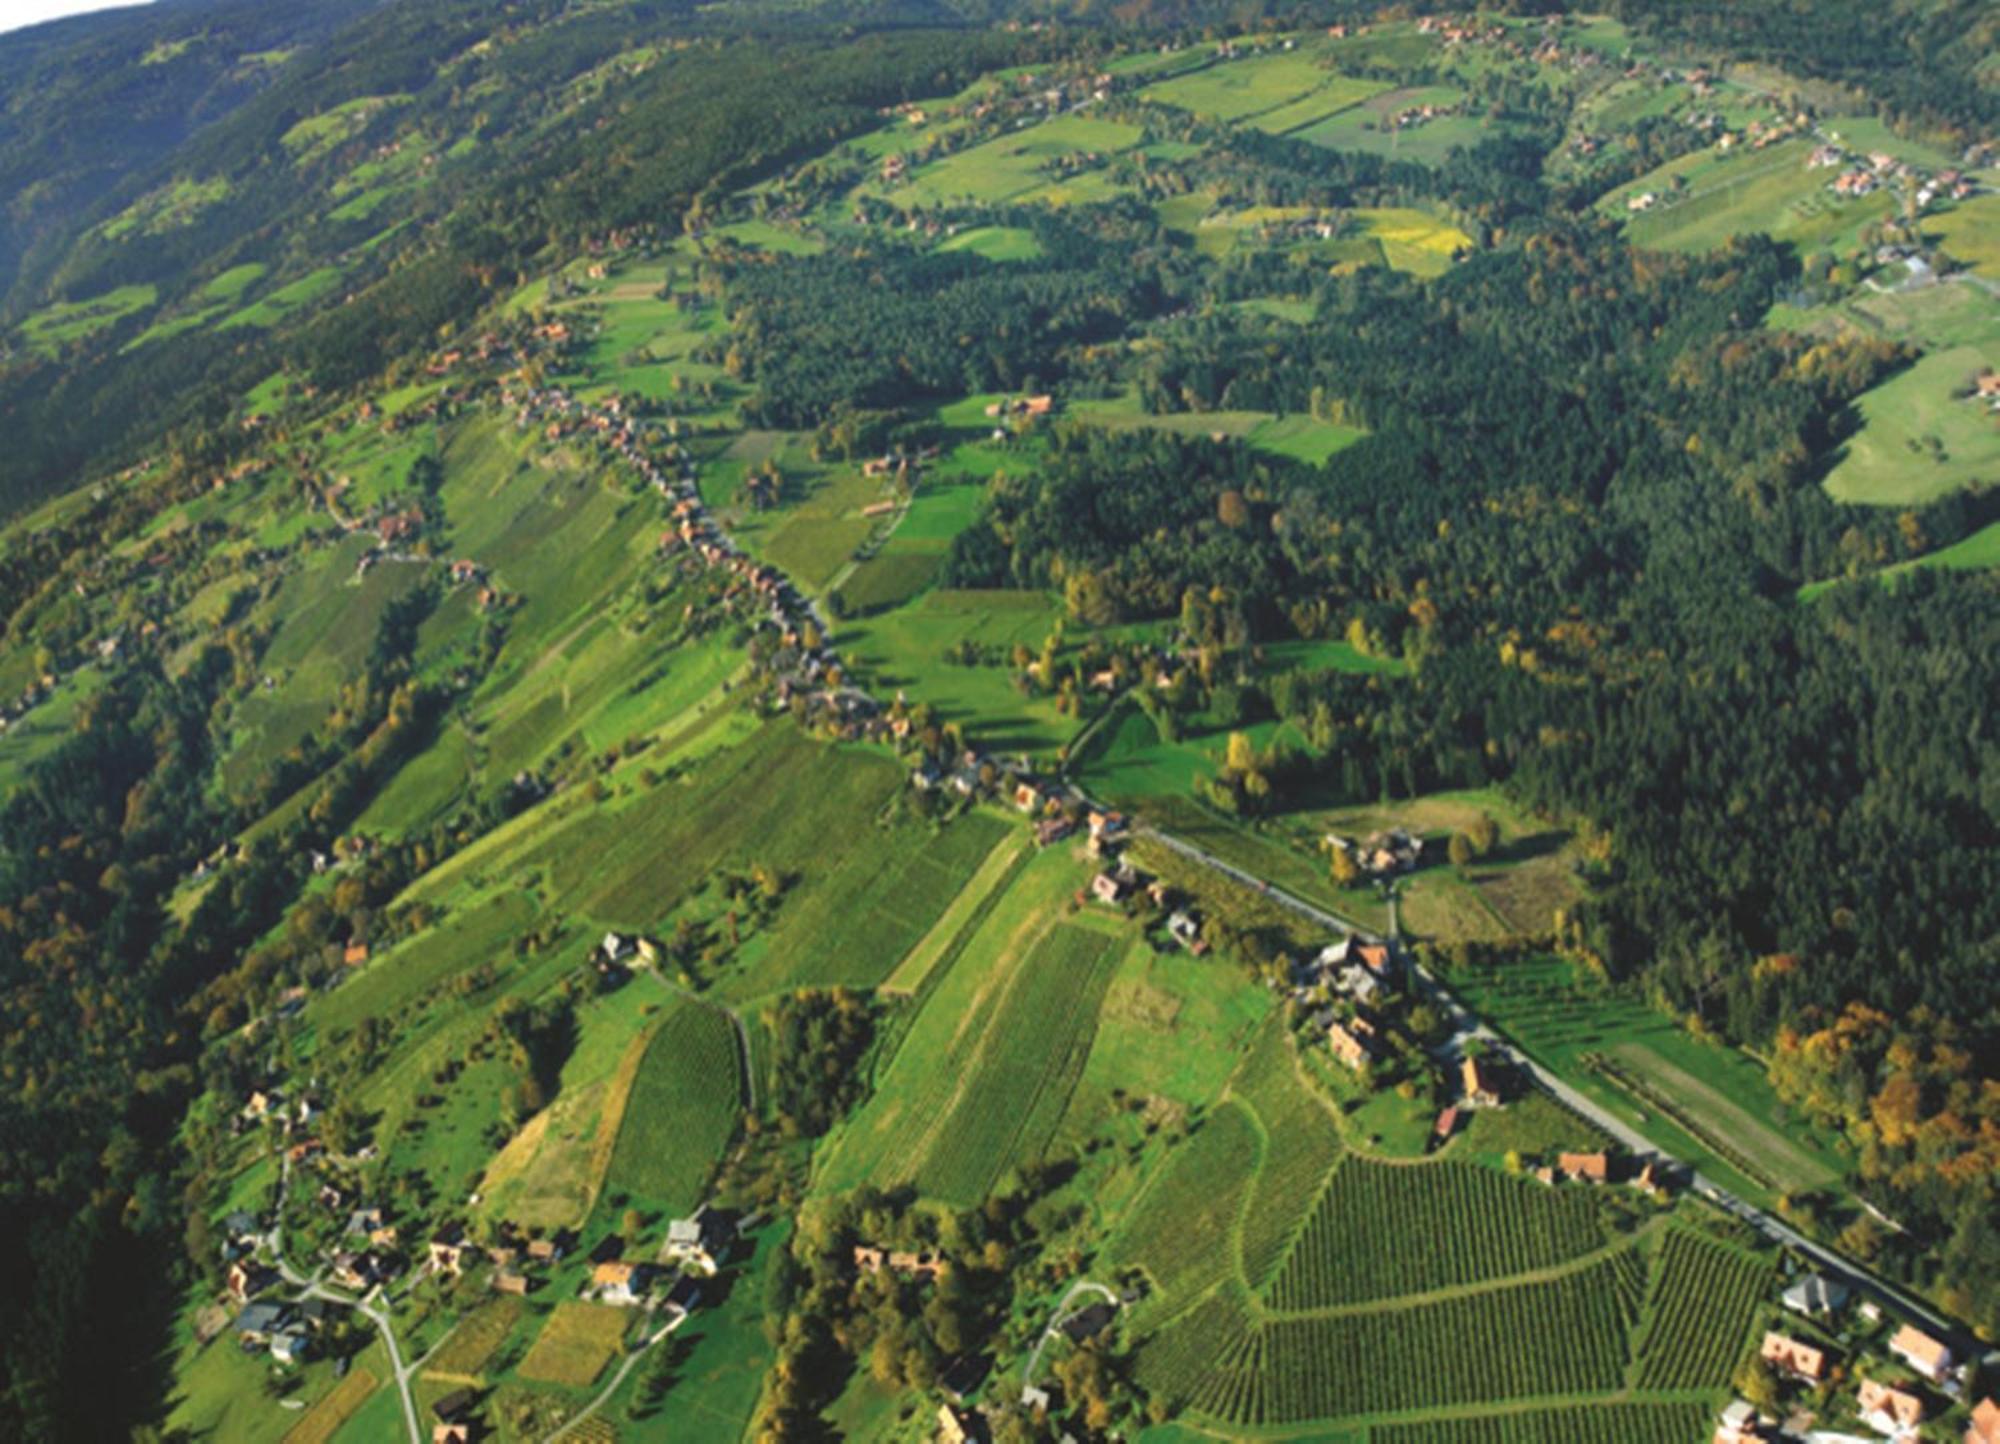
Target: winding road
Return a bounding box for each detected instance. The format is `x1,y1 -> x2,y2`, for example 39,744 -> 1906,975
266,1153 -> 425,1444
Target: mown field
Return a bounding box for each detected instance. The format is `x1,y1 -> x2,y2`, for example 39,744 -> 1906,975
817,849 -> 1125,1200
1821,344 -> 1999,506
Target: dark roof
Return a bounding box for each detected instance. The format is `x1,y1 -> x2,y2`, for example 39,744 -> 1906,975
234,1301 -> 295,1334
432,1388 -> 475,1422
1060,1301 -> 1117,1344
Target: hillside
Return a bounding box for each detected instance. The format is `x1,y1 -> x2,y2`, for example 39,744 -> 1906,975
0,4 -> 1996,1442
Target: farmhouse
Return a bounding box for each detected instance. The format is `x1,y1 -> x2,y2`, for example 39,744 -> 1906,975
1325,1017 -> 1379,1072
233,1301 -> 297,1344
1557,1151 -> 1610,1184
664,1206 -> 732,1273
1091,871 -> 1134,905
591,1260 -> 655,1306
1856,1378 -> 1926,1437
1759,1331 -> 1830,1384
428,1227 -> 470,1277
1461,1055 -> 1504,1107
1433,1106 -> 1461,1145
1888,1324 -> 1953,1381
1166,909 -> 1208,954
226,1260 -> 276,1302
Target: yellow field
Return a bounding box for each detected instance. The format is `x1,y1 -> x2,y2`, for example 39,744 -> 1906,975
423,1296 -> 523,1381
281,1367 -> 379,1444
518,1303 -> 631,1387
1352,207 -> 1471,277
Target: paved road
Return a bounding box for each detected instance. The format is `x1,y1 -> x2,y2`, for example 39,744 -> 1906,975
1141,829 -> 1977,1355
267,1155 -> 424,1444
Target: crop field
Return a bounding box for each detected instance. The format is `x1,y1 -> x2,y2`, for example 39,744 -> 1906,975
1633,1227 -> 1771,1390
528,722 -> 903,928
881,113 -> 1142,208
1232,1020 -> 1344,1290
1350,207 -> 1473,277
281,1367 -> 380,1444
17,282 -> 156,353
1821,345 -> 1999,506
751,468 -> 889,590
937,224 -> 1045,261
1369,1403 -> 1712,1444
741,809 -> 1011,993
840,588 -> 1076,755
816,849 -> 1080,1174
423,1296 -> 524,1381
1163,1249 -> 1646,1426
603,1000 -> 742,1211
911,922 -> 1122,1200
313,889 -> 536,1040
1616,139 -> 1895,253
1268,1158 -> 1606,1310
219,265 -> 346,329
838,546 -> 940,614
1112,1101 -> 1261,1303
1247,77 -> 1391,135
1140,48 -> 1338,122
517,1303 -> 630,1387
1065,384 -> 1367,458
881,832 -> 1028,994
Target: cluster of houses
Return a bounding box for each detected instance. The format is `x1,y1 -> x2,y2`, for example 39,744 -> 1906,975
1715,1279 -> 1986,1444
1809,138 -> 1979,210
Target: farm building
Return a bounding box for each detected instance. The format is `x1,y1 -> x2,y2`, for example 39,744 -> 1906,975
1557,1151 -> 1609,1183
1325,1016 -> 1379,1072
1091,871 -> 1134,905
1461,1055 -> 1504,1107
591,1260 -> 654,1306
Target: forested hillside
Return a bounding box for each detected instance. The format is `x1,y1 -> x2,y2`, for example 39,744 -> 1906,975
0,0 -> 1995,1439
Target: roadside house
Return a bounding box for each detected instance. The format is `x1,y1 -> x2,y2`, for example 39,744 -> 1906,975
1781,1273 -> 1850,1319
1461,1055 -> 1504,1107
1887,1324 -> 1953,1382
1558,1151 -> 1610,1184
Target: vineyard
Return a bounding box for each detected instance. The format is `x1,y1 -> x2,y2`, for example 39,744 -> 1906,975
1367,1401 -> 1711,1443
1269,1157 -> 1607,1309
1164,1249 -> 1649,1426
603,1000 -> 742,1211
1234,1018 -> 1345,1290
912,922 -> 1122,1202
1112,1102 -> 1262,1304
1633,1226 -> 1773,1390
